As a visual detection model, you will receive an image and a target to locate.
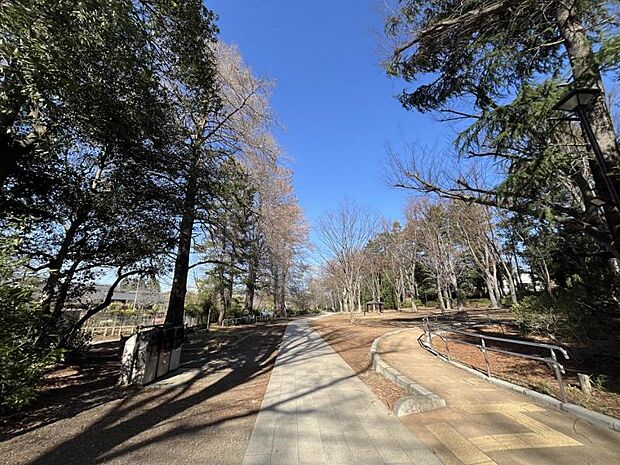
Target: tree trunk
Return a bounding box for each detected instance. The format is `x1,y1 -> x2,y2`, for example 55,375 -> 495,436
436,275 -> 446,312
51,259 -> 81,321
540,256 -> 555,299
556,3 -> 620,257
486,277 -> 499,308
408,264 -> 418,311
278,272 -> 286,316
443,287 -> 452,311
226,272 -> 234,313
348,293 -> 355,322
244,257 -> 257,313
499,259 -> 518,305
40,215 -> 83,319
165,160 -> 198,327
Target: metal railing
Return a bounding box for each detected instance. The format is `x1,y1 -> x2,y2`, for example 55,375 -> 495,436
422,318 -> 570,401
220,314 -> 272,327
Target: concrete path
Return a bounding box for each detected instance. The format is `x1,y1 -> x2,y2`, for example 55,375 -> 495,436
242,319 -> 443,465
380,329 -> 620,465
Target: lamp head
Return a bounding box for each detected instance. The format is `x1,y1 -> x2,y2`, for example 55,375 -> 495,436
553,88 -> 601,112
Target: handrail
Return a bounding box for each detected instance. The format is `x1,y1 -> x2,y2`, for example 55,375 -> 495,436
422,318 -> 570,402
429,323 -> 570,360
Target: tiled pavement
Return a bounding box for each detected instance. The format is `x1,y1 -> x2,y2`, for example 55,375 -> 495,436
380,329 -> 620,465
242,319 -> 443,465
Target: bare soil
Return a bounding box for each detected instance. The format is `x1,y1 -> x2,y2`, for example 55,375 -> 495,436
0,321 -> 286,465
312,308 -> 620,420
311,311 -> 435,410
430,329 -> 620,419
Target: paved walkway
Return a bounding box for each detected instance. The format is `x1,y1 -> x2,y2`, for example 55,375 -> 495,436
380,329 -> 620,465
242,319 -> 443,465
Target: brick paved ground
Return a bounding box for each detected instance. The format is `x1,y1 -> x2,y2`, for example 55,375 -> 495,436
380,329 -> 620,465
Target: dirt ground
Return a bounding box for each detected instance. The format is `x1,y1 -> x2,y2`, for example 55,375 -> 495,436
311,310 -> 435,410
0,321 -> 286,465
430,333 -> 620,418
312,309 -> 620,420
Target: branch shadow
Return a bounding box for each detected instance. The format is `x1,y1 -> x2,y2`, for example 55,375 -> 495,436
22,319 -> 384,465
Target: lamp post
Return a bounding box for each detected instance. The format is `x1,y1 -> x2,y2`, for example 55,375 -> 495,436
553,88 -> 620,206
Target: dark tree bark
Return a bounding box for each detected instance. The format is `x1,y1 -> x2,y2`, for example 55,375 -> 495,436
165,156 -> 199,327
40,215 -> 83,318
244,255 -> 258,313
556,3 -> 620,256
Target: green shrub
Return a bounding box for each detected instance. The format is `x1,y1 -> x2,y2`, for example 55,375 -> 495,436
512,288 -> 617,343
0,238 -> 62,414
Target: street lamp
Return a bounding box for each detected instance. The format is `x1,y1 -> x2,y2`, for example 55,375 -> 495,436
553,88 -> 600,112
553,87 -> 620,206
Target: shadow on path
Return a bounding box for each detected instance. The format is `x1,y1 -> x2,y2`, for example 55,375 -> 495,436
21,324 -> 285,465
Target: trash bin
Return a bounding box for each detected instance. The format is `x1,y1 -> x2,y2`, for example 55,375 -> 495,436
118,325 -> 184,386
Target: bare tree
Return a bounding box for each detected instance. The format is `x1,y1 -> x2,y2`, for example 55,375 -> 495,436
402,200 -> 422,311
317,201 -> 379,322
413,198 -> 466,312
451,203 -> 518,307
259,165 -> 309,316
166,42 -> 277,325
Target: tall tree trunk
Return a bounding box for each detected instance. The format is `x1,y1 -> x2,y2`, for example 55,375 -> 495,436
500,259 -> 519,305
348,292 -> 355,322
436,275 -> 446,312
226,272 -> 234,313
51,259 -> 81,321
165,160 -> 198,327
443,287 -> 452,311
449,271 -> 459,310
244,257 -> 257,313
216,266 -> 229,324
408,264 -> 418,312
40,215 -> 83,319
486,276 -> 499,308
278,271 -> 287,316
540,256 -> 555,299
556,4 -> 620,257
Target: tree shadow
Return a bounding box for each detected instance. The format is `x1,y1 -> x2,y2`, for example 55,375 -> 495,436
18,323 -> 284,464
0,325 -> 255,441
0,342 -> 126,440
21,320 -> 378,465
82,322 -> 374,464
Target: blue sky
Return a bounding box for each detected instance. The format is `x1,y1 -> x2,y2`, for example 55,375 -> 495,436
207,1 -> 446,241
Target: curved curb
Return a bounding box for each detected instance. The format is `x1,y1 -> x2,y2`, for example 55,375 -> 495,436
369,329 -> 446,417
418,333 -> 620,433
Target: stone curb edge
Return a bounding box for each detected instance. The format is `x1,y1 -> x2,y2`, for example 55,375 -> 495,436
369,329 -> 446,417
416,331 -> 620,434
